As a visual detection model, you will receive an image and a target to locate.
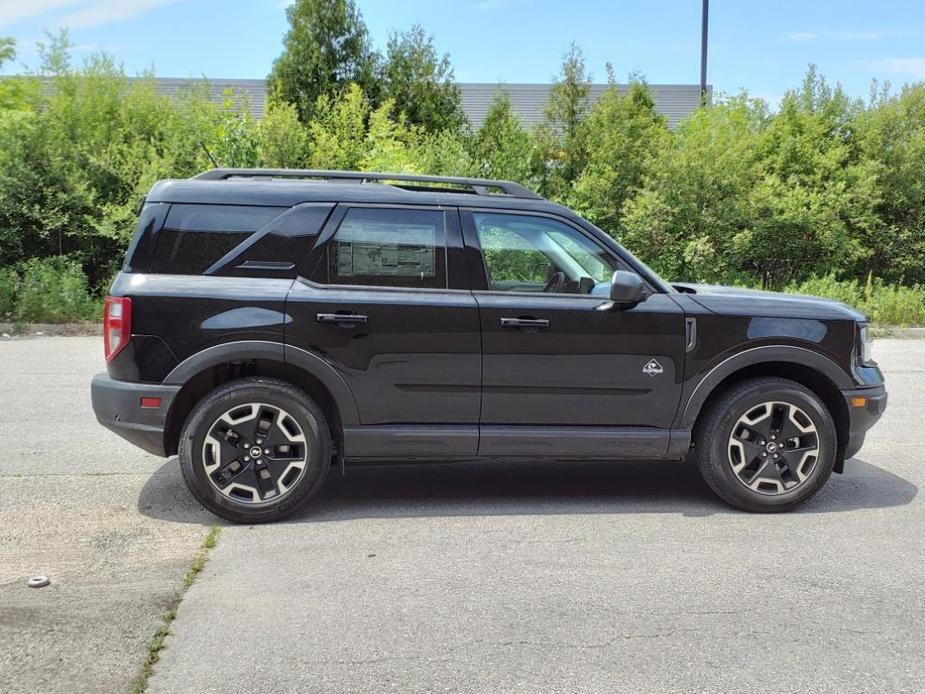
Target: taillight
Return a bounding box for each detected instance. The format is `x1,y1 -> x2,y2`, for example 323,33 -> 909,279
103,296 -> 132,363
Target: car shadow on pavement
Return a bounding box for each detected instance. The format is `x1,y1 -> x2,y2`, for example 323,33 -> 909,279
138,456 -> 917,525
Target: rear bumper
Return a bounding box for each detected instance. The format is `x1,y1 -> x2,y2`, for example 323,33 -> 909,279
90,373 -> 180,457
842,384 -> 887,460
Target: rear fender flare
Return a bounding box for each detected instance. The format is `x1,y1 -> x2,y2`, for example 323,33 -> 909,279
163,340 -> 360,427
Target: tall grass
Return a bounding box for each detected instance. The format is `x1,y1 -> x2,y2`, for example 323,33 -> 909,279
787,274 -> 925,327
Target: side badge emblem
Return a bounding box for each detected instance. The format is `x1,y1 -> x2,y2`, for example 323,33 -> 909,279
642,359 -> 664,377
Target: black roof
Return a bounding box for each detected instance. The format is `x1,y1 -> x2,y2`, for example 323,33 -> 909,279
146,169 -> 571,216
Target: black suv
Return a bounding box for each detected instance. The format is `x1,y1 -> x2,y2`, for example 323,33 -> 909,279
91,168 -> 887,523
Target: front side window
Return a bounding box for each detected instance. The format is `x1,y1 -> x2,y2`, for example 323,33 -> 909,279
473,213 -> 617,294
313,208 -> 446,289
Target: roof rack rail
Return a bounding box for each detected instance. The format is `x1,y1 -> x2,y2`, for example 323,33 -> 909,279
192,168 -> 543,200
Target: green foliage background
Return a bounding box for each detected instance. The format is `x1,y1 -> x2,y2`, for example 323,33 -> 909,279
0,26 -> 923,325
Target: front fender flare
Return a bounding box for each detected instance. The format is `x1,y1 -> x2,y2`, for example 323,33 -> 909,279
676,344 -> 853,430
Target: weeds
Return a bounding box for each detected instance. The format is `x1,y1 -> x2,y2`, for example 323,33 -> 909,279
131,526 -> 221,694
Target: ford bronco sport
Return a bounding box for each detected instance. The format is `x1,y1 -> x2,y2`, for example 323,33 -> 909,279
91,169 -> 887,523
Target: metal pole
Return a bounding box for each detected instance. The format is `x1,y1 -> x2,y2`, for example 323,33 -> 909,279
700,0 -> 709,103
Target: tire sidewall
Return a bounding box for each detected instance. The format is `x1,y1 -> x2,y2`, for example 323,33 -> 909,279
179,379 -> 331,523
706,383 -> 837,511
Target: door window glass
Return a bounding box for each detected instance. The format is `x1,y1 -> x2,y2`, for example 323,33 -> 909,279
473,213 -> 616,294
314,208 -> 446,289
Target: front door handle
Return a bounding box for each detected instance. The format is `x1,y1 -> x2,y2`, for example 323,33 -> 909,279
500,317 -> 550,331
316,312 -> 368,328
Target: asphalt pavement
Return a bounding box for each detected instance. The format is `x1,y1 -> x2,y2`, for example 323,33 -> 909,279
1,336 -> 922,693
149,339 -> 924,694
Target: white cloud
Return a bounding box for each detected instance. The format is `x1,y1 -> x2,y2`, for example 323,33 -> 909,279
56,0 -> 186,30
866,57 -> 925,79
0,0 -> 186,30
0,0 -> 83,28
476,0 -> 509,11
788,29 -> 909,42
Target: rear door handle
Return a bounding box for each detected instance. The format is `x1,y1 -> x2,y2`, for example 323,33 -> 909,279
316,312 -> 368,328
500,317 -> 550,330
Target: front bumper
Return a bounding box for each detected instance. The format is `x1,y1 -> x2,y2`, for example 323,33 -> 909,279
841,384 -> 887,460
91,373 -> 180,457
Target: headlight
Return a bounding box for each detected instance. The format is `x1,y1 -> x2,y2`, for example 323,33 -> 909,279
858,324 -> 873,364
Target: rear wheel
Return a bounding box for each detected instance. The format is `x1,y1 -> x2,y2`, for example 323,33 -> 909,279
179,378 -> 332,523
694,377 -> 837,512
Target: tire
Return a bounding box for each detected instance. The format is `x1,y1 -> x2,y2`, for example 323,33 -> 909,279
694,377 -> 837,513
178,377 -> 332,523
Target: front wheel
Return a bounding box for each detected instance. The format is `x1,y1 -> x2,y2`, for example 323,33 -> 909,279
694,377 -> 837,512
178,378 -> 332,523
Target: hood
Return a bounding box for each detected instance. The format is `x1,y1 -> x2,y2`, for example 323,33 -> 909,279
672,283 -> 866,322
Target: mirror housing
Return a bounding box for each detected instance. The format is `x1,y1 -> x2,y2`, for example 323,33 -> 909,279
597,270 -> 647,311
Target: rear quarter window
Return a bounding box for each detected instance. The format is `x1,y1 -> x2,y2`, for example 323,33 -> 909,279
148,204 -> 285,275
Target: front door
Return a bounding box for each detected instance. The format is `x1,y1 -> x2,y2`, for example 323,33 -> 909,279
286,205 -> 480,458
461,209 -> 685,456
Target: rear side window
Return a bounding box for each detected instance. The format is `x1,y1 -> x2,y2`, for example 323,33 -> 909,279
123,202 -> 169,272
311,208 -> 447,289
149,205 -> 285,275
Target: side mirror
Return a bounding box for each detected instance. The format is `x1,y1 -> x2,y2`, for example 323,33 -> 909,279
598,270 -> 646,311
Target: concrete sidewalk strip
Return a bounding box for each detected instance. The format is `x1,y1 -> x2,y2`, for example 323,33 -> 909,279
0,336 -> 216,694
0,322 -> 101,337
0,475 -> 209,694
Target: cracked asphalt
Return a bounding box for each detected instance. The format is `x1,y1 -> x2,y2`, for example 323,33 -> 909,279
1,337 -> 923,693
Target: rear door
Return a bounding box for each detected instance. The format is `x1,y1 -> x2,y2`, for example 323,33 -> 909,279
461,209 -> 686,455
285,205 -> 480,458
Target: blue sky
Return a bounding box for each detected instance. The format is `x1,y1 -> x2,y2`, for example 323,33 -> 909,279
1,0 -> 923,106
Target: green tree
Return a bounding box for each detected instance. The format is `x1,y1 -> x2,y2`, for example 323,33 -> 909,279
533,43 -> 592,200
255,101 -> 312,168
305,83 -> 372,169
469,89 -> 532,182
380,25 -> 465,133
210,90 -> 259,168
0,37 -> 42,111
0,36 -> 13,65
568,73 -> 669,236
855,83 -> 925,283
360,100 -> 420,172
0,34 -> 246,285
621,95 -> 766,282
414,128 -> 473,177
740,70 -> 878,287
267,0 -> 377,122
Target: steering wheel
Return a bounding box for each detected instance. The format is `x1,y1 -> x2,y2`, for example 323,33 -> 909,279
543,271 -> 566,293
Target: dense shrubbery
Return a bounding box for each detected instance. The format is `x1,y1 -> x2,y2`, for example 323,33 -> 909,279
10,257 -> 99,322
0,28 -> 923,324
0,266 -> 15,317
